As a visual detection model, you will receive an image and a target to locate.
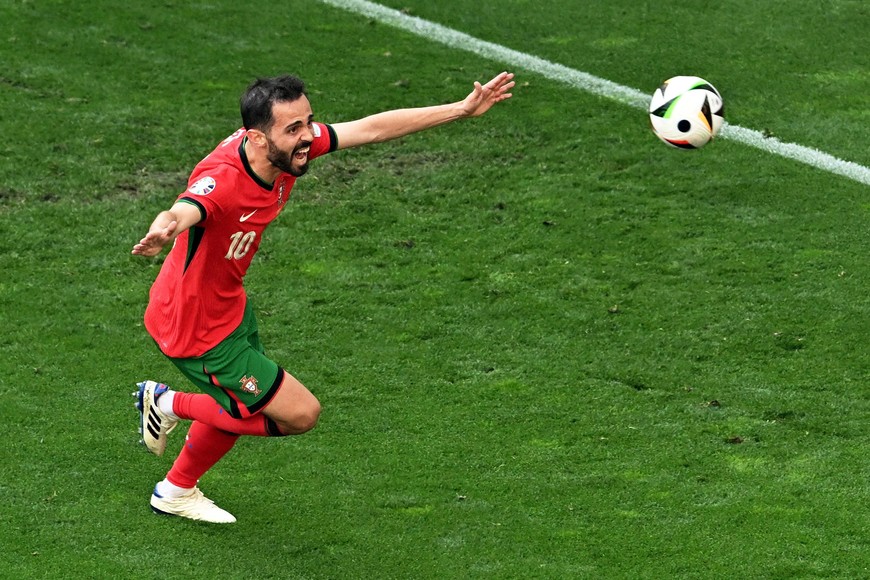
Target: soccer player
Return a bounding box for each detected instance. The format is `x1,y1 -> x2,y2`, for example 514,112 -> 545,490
131,71 -> 515,523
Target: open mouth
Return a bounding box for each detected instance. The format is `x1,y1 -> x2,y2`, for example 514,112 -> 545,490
294,146 -> 310,160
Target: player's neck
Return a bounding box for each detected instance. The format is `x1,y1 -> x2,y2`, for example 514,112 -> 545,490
243,138 -> 280,186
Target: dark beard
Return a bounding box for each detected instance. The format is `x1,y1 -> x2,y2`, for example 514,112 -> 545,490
267,139 -> 309,177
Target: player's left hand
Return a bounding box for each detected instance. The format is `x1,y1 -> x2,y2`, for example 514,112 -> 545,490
461,72 -> 515,117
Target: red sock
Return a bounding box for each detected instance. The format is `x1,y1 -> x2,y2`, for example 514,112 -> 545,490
172,392 -> 280,436
166,421 -> 238,489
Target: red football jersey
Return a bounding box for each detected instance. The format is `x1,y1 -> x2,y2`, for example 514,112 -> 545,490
145,123 -> 337,358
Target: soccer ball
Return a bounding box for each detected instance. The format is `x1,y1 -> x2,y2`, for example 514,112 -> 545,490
649,76 -> 724,149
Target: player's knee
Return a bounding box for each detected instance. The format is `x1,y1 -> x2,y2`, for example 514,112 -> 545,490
280,397 -> 320,434
269,375 -> 322,434
294,398 -> 321,433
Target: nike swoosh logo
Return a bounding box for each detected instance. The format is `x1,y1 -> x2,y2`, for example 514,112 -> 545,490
239,210 -> 258,222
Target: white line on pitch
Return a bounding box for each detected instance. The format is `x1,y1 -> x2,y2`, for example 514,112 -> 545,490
317,0 -> 870,186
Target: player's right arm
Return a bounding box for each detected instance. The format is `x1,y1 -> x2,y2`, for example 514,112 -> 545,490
131,201 -> 203,257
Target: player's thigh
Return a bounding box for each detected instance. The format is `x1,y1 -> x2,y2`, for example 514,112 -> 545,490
261,371 -> 321,430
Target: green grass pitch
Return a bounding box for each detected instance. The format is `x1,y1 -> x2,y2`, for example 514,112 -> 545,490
2,0 -> 869,577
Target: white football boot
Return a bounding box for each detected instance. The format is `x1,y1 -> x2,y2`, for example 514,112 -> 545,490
134,380 -> 178,456
150,486 -> 237,524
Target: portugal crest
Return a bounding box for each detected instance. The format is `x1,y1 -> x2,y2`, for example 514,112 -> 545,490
239,375 -> 261,396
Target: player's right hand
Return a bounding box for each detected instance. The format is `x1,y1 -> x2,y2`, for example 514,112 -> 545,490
131,220 -> 178,257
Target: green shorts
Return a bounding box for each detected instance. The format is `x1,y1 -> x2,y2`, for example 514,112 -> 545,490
167,302 -> 284,420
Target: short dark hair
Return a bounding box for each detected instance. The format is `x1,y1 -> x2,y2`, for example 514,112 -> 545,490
240,75 -> 307,131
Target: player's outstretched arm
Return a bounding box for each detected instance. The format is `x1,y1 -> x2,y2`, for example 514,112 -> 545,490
131,201 -> 202,257
331,72 -> 514,150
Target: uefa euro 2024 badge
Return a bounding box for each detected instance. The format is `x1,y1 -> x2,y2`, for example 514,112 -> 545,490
188,176 -> 217,196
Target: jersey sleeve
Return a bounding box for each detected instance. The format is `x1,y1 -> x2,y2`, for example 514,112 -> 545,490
309,122 -> 338,160
177,165 -> 239,224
